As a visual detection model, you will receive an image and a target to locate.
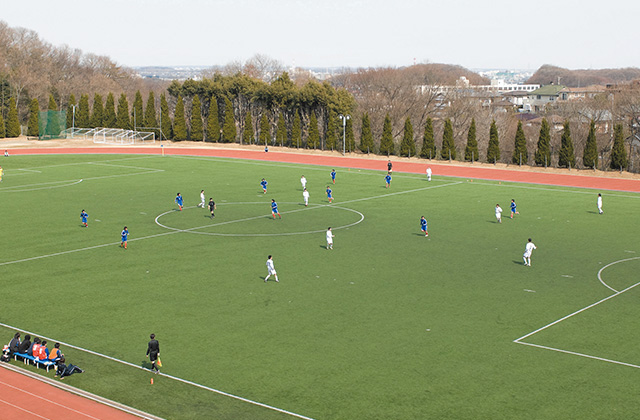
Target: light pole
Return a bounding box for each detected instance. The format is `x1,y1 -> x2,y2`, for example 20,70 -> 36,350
339,114 -> 350,156
72,104 -> 77,135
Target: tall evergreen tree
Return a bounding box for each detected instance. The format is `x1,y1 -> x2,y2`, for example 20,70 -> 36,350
345,117 -> 355,152
48,94 -> 57,110
160,93 -> 172,140
77,94 -> 90,128
399,117 -> 416,157
222,97 -> 236,143
558,121 -> 576,168
116,93 -> 131,130
486,120 -> 501,163
6,97 -> 20,137
420,117 -> 436,159
190,95 -> 203,141
325,111 -> 338,151
610,123 -> 628,170
359,112 -> 374,153
534,118 -> 551,166
307,112 -> 320,149
27,98 -> 40,136
242,112 -> 254,144
90,94 -> 104,128
104,93 -> 117,128
144,92 -> 158,138
276,112 -> 287,146
512,120 -> 528,164
173,96 -> 187,141
378,113 -> 394,156
583,119 -> 598,169
440,118 -> 456,160
464,118 -> 478,161
0,109 -> 5,138
259,113 -> 270,145
206,95 -> 220,142
132,91 -> 144,130
291,110 -> 302,148
66,94 -> 76,129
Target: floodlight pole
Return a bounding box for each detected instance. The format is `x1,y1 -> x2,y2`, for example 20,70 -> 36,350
339,114 -> 350,156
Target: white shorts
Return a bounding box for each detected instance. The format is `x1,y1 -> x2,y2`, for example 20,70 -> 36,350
268,268 -> 277,275
523,252 -> 531,258
496,214 -> 501,220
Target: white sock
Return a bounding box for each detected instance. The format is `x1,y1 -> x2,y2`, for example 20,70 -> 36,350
523,257 -> 527,265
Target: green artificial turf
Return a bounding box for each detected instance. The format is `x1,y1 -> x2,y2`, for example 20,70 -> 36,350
1,153 -> 640,419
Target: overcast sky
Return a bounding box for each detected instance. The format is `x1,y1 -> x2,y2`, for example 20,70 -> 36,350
3,0 -> 639,70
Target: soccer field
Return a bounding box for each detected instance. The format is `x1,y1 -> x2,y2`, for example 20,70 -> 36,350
1,152 -> 640,419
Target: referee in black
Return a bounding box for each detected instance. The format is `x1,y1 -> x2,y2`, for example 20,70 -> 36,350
146,333 -> 160,373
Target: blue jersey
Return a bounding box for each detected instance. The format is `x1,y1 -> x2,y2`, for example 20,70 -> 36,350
385,175 -> 391,184
175,195 -> 183,206
510,202 -> 517,212
326,188 -> 332,198
331,171 -> 336,180
261,180 -> 268,190
421,219 -> 427,230
81,212 -> 88,222
271,202 -> 278,213
121,229 -> 129,241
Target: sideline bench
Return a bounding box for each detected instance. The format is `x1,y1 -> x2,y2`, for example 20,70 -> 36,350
12,352 -> 57,372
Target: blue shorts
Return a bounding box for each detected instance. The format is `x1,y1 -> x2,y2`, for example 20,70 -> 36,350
327,194 -> 332,198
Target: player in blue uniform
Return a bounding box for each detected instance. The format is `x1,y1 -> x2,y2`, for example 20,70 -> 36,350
385,173 -> 392,188
260,178 -> 268,194
420,216 -> 428,237
326,186 -> 333,203
271,199 -> 281,219
80,210 -> 88,227
510,199 -> 519,219
120,226 -> 129,249
330,169 -> 336,184
175,193 -> 184,211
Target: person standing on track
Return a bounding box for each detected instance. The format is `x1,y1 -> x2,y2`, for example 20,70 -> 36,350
387,160 -> 393,173
146,333 -> 160,373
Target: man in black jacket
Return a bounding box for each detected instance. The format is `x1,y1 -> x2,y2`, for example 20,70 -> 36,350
8,332 -> 20,355
17,334 -> 31,354
146,333 -> 160,373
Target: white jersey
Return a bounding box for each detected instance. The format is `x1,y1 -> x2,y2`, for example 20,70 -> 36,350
266,259 -> 276,274
524,242 -> 537,257
495,206 -> 503,218
426,168 -> 432,178
303,190 -> 310,200
200,192 -> 205,203
326,230 -> 333,244
301,177 -> 307,188
597,196 -> 602,208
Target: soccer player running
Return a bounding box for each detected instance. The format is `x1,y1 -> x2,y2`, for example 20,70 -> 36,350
80,210 -> 88,227
271,199 -> 281,219
303,188 -> 310,207
0,165 -> 3,182
175,193 -> 184,211
326,227 -> 334,249
120,226 -> 129,249
198,190 -> 206,208
510,199 -> 519,219
208,197 -> 216,218
260,178 -> 268,194
495,204 -> 503,224
385,173 -> 392,188
265,255 -> 279,282
330,169 -> 336,184
597,193 -> 603,214
523,238 -> 537,267
300,175 -> 307,189
420,216 -> 428,237
326,186 -> 333,203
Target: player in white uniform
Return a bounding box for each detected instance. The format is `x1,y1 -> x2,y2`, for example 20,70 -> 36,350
301,175 -> 307,189
265,255 -> 279,282
197,190 -> 206,208
523,238 -> 537,266
597,193 -> 603,214
495,204 -> 503,223
326,227 -> 334,250
302,188 -> 310,207
426,167 -> 432,181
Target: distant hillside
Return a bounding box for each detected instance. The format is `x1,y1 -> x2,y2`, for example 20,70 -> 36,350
527,65 -> 640,87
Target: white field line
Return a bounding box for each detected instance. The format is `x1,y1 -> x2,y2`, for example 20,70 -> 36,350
597,256 -> 640,293
514,341 -> 640,369
0,179 -> 84,192
8,155 -> 159,171
0,322 -> 316,420
0,399 -> 52,420
468,179 -> 640,199
0,379 -> 102,420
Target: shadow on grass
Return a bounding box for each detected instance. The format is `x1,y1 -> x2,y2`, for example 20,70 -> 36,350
513,260 -> 525,265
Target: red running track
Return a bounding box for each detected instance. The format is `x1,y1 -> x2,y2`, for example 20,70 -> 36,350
8,146 -> 640,193
0,364 -> 146,420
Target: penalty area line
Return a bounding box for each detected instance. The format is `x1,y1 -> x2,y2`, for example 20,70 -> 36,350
0,321 -> 316,420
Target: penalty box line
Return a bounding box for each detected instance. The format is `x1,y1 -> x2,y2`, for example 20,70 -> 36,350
0,322 -> 316,420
